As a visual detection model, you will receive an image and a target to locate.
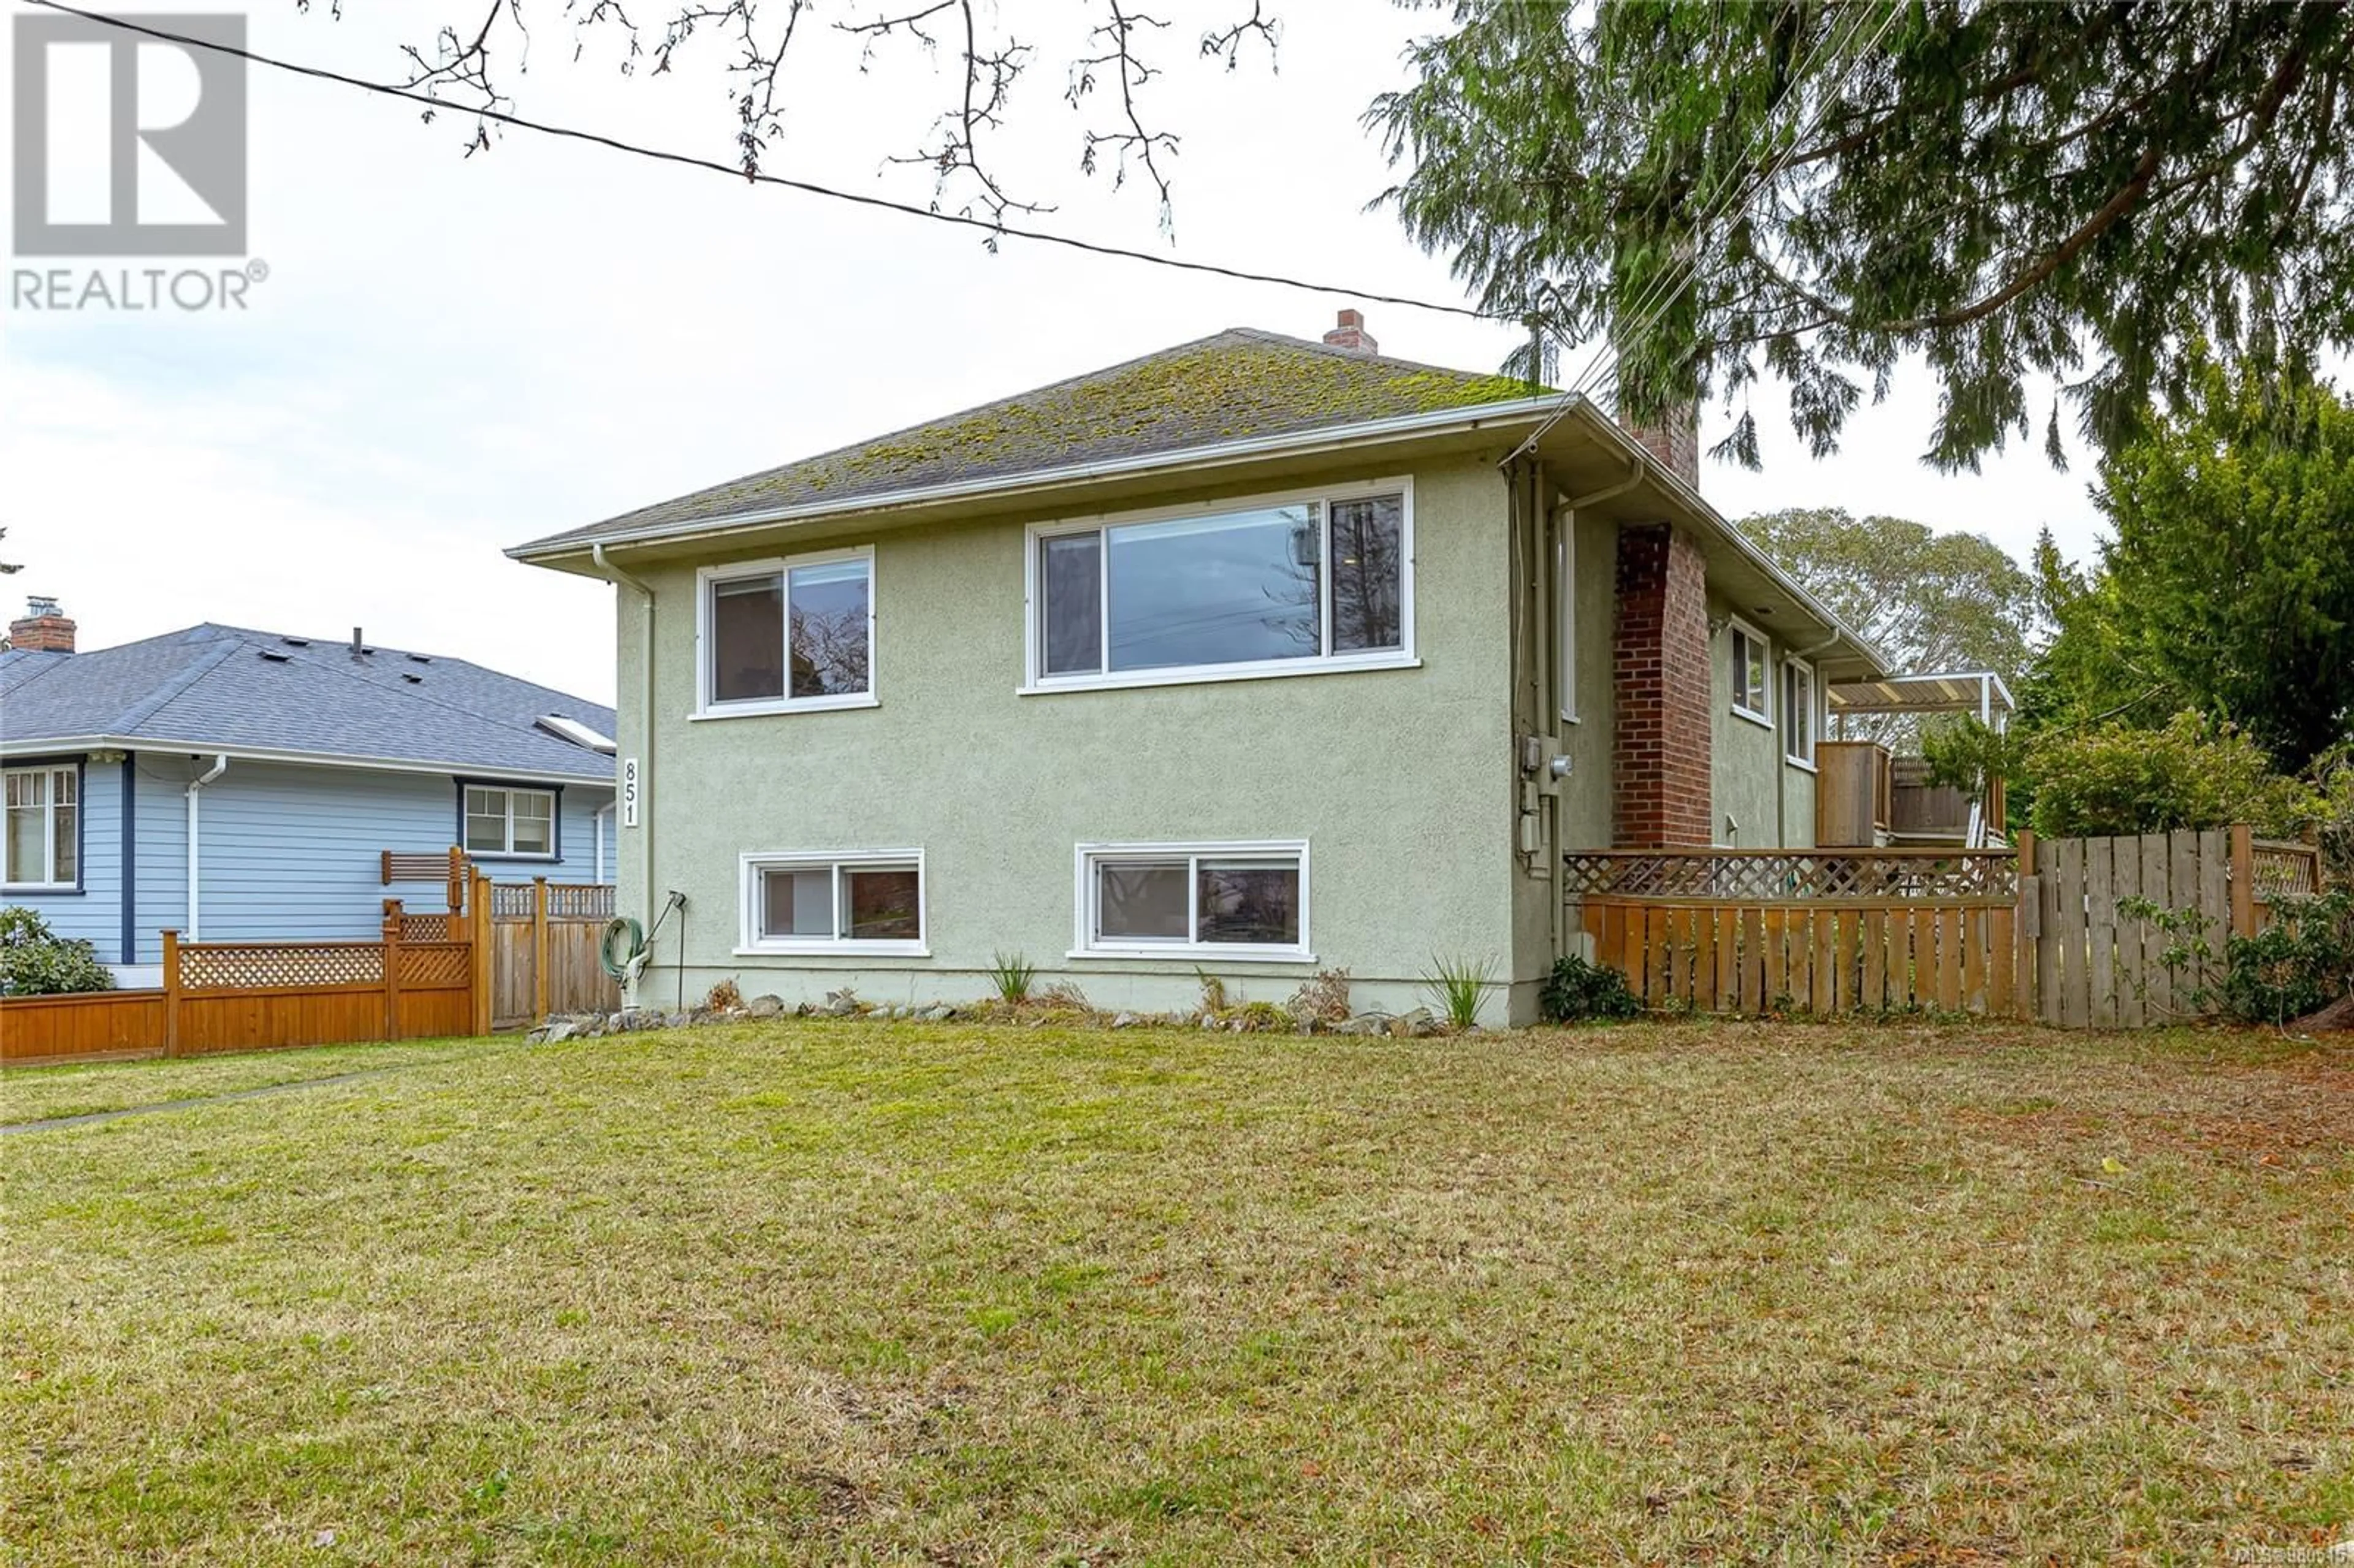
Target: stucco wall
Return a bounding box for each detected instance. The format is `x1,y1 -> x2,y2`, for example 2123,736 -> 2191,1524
612,456 -> 1523,1022
1706,604 -> 1827,850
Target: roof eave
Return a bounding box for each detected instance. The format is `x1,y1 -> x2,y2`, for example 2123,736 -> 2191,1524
0,734 -> 616,786
506,393 -> 1572,566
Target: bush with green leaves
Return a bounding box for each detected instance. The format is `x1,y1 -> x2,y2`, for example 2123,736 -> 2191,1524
2221,889 -> 2354,1027
0,905 -> 116,995
1539,954 -> 1642,1024
2026,711 -> 2315,839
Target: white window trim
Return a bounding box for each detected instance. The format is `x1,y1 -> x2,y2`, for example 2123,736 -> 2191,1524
1,763 -> 77,891
463,785 -> 558,860
1728,616 -> 1773,729
1783,655 -> 1819,771
1555,507 -> 1579,723
1068,839 -> 1314,963
736,847 -> 929,957
693,546 -> 880,720
1020,478 -> 1417,696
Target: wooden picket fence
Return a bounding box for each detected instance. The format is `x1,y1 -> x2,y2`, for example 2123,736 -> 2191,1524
1,875 -> 498,1068
488,879 -> 619,1029
1569,826 -> 2326,1025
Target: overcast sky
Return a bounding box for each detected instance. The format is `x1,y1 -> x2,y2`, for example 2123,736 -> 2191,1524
2,1 -> 2119,706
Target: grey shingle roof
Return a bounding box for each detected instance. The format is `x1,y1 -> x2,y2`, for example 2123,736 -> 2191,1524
512,328 -> 1536,555
0,625 -> 616,782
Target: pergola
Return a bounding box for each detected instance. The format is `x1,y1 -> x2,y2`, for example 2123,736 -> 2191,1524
1824,670 -> 2016,847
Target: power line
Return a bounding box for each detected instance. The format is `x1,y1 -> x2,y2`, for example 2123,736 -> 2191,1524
21,0 -> 1498,323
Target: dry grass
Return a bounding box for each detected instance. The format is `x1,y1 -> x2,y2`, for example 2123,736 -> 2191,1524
0,1038 -> 512,1127
3,1019 -> 2350,1563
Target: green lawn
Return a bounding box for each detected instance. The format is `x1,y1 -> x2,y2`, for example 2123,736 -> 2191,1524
0,1037 -> 515,1127
3,1019 -> 2348,1563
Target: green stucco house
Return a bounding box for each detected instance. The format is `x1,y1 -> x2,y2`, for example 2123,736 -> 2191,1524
511,314 -> 1885,1023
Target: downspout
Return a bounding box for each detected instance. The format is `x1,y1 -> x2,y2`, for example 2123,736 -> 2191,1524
185,754 -> 227,940
590,542 -> 656,1000
1547,459 -> 1644,959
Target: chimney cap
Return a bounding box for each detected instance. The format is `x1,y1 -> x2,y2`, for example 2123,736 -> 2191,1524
24,594 -> 59,618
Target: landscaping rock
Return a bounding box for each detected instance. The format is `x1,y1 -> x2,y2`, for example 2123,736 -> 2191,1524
541,1019 -> 577,1044
822,989 -> 861,1018
1389,1007 -> 1439,1038
917,1004 -> 956,1022
1110,1011 -> 1139,1029
748,994 -> 785,1018
1336,1011 -> 1392,1036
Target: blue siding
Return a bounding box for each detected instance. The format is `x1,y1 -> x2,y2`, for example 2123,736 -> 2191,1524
130,753 -> 191,964
2,756 -> 123,961
189,761 -> 612,942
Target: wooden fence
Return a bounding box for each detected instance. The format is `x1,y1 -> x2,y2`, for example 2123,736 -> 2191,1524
488,878 -> 619,1030
1569,828 -> 2326,1025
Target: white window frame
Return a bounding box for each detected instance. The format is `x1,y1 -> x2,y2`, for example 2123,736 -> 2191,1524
1728,617 -> 1773,728
462,784 -> 559,860
2,763 -> 78,890
693,545 -> 880,719
1783,656 -> 1818,770
1069,839 -> 1313,963
1555,507 -> 1579,723
736,848 -> 928,957
1021,478 -> 1418,695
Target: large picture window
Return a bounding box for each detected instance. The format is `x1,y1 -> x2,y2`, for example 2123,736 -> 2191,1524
1073,841 -> 1310,961
700,548 -> 875,715
463,785 -> 557,858
2,764 -> 77,889
739,850 -> 926,954
1029,484 -> 1411,690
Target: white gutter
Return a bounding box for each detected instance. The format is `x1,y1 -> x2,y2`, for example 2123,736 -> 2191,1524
509,394 -> 1573,561
590,544 -> 657,953
0,736 -> 609,787
185,753 -> 227,940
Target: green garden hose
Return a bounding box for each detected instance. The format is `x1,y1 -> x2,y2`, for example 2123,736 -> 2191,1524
598,916 -> 645,980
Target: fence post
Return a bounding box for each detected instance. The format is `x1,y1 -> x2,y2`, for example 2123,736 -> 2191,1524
382,899 -> 405,1041
161,928 -> 183,1057
2013,831 -> 2038,1021
472,869 -> 495,1036
447,845 -> 467,929
531,877 -> 551,1024
2229,823 -> 2256,937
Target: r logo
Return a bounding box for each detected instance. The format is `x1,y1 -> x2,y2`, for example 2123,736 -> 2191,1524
11,13 -> 248,256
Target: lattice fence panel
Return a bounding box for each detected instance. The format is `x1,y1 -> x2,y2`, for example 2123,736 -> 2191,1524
180,943 -> 383,991
398,914 -> 452,943
2251,842 -> 2323,901
547,883 -> 615,921
397,943 -> 472,988
1563,851 -> 2016,902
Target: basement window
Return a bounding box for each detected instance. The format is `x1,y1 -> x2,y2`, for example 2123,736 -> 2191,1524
1071,841 -> 1311,962
738,850 -> 926,956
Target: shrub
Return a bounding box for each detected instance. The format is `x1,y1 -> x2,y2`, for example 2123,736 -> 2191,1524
0,906 -> 116,996
1285,967 -> 1352,1025
1538,954 -> 1641,1023
1422,953 -> 1495,1031
704,977 -> 743,1012
2027,711 -> 2316,839
2221,889 -> 2354,1027
986,950 -> 1036,1005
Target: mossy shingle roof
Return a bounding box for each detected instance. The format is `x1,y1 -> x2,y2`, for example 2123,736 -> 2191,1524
516,328 -> 1535,554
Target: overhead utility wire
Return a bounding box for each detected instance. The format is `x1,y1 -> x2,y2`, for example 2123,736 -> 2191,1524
1512,0 -> 1905,460
23,0 -> 1496,322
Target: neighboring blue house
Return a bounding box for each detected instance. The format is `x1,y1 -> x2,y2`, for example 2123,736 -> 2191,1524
0,601 -> 617,984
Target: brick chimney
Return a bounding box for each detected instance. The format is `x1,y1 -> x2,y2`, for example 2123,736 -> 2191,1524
1322,308 -> 1378,356
1612,526 -> 1712,847
8,596 -> 75,654
1619,402 -> 1701,490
